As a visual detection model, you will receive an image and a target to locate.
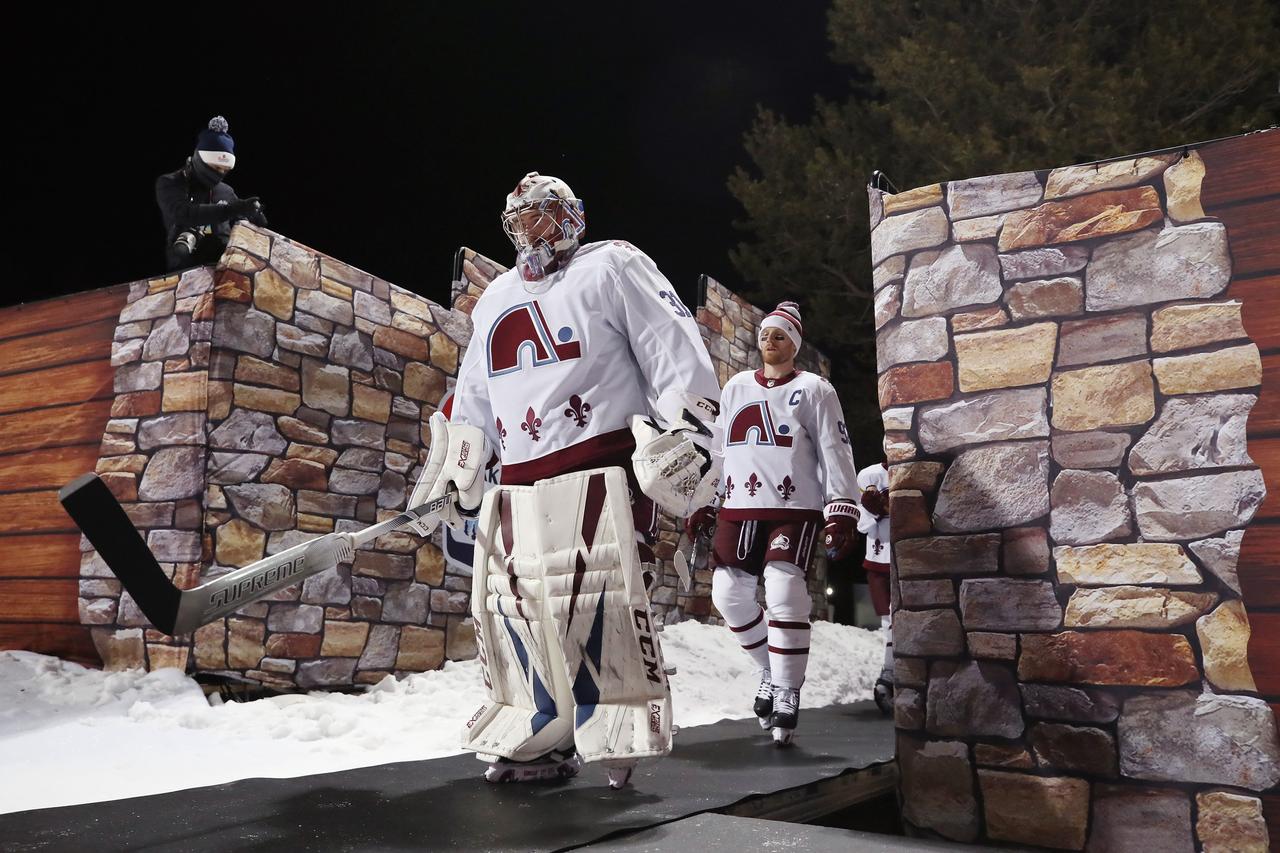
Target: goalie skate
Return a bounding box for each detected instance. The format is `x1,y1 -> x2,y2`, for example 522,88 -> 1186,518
605,762 -> 636,790
484,751 -> 582,784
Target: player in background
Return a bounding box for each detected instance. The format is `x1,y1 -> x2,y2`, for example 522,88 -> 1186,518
685,302 -> 859,744
857,459 -> 892,715
408,173 -> 722,787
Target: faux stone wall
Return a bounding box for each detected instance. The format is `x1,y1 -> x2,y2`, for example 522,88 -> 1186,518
80,265 -> 217,673
82,225 -> 471,687
873,139 -> 1277,850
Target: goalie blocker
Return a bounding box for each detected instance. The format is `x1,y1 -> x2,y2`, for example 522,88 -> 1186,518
463,466 -> 674,768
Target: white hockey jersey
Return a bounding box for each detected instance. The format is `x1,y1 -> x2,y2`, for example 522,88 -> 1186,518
452,240 -> 720,485
716,369 -> 857,520
857,462 -> 891,569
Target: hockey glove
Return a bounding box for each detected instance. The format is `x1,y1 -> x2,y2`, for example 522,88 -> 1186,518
685,505 -> 717,540
406,411 -> 488,537
630,416 -> 722,518
860,485 -> 889,519
823,498 -> 859,561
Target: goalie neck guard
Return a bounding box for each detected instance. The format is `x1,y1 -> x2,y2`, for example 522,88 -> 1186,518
501,172 -> 586,281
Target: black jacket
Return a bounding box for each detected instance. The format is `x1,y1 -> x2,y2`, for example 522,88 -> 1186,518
155,162 -> 261,269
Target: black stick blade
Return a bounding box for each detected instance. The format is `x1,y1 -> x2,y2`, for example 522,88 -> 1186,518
59,473 -> 180,634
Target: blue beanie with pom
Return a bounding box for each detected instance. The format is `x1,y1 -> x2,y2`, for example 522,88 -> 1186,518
195,116 -> 235,169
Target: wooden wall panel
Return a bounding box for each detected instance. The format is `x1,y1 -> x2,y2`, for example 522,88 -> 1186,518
1200,131 -> 1280,208
1229,274 -> 1280,349
0,533 -> 85,579
0,285 -> 129,341
1211,196 -> 1280,279
1249,354 -> 1280,437
0,287 -> 125,665
1251,438 -> 1280,522
0,490 -> 78,535
0,317 -> 120,376
0,624 -> 96,664
0,579 -> 81,622
0,444 -> 101,491
0,359 -> 114,415
0,398 -> 116,454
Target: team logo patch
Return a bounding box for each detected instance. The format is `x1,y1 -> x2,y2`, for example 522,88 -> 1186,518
770,534 -> 791,551
727,401 -> 794,447
487,300 -> 582,376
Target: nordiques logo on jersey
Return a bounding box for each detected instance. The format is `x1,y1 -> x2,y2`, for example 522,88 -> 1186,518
727,400 -> 794,447
486,300 -> 582,376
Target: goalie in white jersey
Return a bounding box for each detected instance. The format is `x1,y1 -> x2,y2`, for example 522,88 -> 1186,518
686,302 -> 859,744
409,172 -> 722,788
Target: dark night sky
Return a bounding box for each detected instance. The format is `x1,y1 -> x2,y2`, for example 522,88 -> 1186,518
9,3 -> 850,310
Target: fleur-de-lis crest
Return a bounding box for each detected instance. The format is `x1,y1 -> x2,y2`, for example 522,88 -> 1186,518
495,417 -> 508,450
563,394 -> 591,428
520,407 -> 542,441
724,475 -> 734,500
777,476 -> 796,502
745,473 -> 761,497
873,538 -> 884,556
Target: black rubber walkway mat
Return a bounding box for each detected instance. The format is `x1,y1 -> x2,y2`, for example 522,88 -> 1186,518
590,813 -> 1016,852
0,703 -> 893,852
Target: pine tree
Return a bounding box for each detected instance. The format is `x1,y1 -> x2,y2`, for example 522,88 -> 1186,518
729,0 -> 1280,461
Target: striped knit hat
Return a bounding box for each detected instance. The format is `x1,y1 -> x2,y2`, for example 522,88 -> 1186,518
759,301 -> 803,352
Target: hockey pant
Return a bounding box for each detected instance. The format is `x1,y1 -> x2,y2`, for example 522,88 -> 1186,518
711,561 -> 812,690
461,466 -> 673,765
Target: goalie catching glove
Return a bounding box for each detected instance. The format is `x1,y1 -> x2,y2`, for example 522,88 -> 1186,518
823,498 -> 859,561
631,390 -> 722,518
406,411 -> 489,537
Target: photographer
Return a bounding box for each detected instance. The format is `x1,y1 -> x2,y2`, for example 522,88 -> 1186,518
155,116 -> 266,270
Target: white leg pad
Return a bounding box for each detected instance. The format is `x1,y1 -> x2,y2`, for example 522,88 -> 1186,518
461,467 -> 673,765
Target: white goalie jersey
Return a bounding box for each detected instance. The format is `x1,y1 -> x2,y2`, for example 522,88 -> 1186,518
716,370 -> 858,520
452,240 -> 720,485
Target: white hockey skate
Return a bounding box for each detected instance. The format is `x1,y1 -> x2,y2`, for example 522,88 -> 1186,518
873,667 -> 894,717
770,687 -> 800,746
483,750 -> 583,784
754,671 -> 775,730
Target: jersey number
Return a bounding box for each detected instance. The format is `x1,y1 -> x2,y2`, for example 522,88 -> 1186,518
658,291 -> 692,318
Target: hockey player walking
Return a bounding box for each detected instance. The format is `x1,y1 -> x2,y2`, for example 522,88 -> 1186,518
686,302 -> 859,744
407,173 -> 722,788
857,460 -> 893,715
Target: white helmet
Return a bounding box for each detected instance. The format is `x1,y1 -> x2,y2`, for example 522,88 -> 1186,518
501,172 -> 586,281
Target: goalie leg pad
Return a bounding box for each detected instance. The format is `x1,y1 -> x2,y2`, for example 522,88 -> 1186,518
538,467 -> 672,763
463,486 -> 575,762
461,467 -> 674,765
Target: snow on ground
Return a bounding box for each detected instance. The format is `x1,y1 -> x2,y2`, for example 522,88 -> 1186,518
0,620 -> 884,815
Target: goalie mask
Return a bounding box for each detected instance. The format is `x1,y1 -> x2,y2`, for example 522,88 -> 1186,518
501,172 -> 586,281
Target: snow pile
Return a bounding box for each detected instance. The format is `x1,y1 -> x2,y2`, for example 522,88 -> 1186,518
0,621 -> 884,814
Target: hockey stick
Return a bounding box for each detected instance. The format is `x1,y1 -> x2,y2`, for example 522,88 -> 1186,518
672,525 -> 713,592
59,472 -> 454,636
